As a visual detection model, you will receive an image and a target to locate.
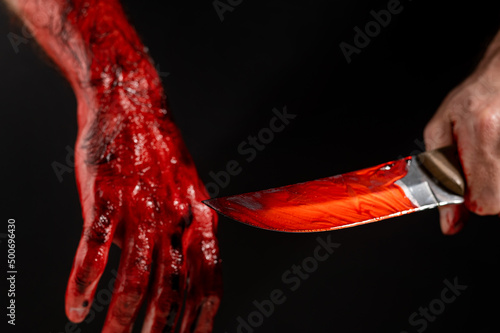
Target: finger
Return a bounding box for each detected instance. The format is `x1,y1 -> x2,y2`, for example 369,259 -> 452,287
454,107 -> 500,215
179,206 -> 222,333
424,102 -> 470,235
423,107 -> 454,151
102,223 -> 155,333
141,231 -> 185,333
439,203 -> 468,235
65,205 -> 119,323
180,239 -> 222,333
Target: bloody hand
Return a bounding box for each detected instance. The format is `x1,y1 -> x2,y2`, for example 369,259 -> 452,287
5,0 -> 222,331
68,94 -> 222,333
424,29 -> 500,234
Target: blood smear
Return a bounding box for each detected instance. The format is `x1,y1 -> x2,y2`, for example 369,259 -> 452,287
210,157 -> 419,232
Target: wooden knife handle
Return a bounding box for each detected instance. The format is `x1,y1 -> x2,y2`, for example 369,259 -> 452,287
416,146 -> 465,196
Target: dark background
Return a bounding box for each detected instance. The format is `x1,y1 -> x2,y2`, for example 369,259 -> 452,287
1,0 -> 500,332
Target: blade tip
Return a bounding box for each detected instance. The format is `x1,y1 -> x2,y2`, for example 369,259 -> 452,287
202,198 -> 219,211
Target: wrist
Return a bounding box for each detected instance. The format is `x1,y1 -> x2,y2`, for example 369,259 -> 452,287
475,30 -> 500,74
485,29 -> 500,57
70,3 -> 166,127
76,58 -> 166,128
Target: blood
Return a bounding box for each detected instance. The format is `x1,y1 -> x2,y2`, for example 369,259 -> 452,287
8,0 -> 221,331
210,157 -> 419,232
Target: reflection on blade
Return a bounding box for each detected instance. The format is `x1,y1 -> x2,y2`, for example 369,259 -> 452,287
204,157 -> 423,232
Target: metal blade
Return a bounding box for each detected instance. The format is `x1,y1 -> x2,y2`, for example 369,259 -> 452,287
203,156 -> 464,232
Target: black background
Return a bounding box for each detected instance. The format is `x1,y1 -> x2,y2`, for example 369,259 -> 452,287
1,0 -> 500,332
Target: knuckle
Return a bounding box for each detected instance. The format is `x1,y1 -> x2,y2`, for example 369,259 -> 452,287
458,92 -> 479,115
423,122 -> 448,149
132,255 -> 152,274
450,80 -> 494,115
84,189 -> 117,245
84,215 -> 113,245
111,292 -> 144,324
106,251 -> 152,322
122,291 -> 143,306
473,108 -> 500,144
73,266 -> 94,292
111,306 -> 133,326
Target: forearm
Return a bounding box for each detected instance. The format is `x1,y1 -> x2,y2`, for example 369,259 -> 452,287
485,29 -> 500,58
467,28 -> 500,78
5,0 -> 165,129
6,0 -> 212,219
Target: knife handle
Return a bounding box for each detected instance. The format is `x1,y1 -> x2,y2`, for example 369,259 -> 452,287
416,146 -> 465,196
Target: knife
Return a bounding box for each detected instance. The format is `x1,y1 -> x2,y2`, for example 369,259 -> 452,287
203,146 -> 465,232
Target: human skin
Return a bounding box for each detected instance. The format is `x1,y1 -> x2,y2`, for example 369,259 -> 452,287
4,0 -> 222,332
424,30 -> 500,234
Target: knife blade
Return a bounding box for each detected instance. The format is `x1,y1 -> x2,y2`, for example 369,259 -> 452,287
203,146 -> 465,232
